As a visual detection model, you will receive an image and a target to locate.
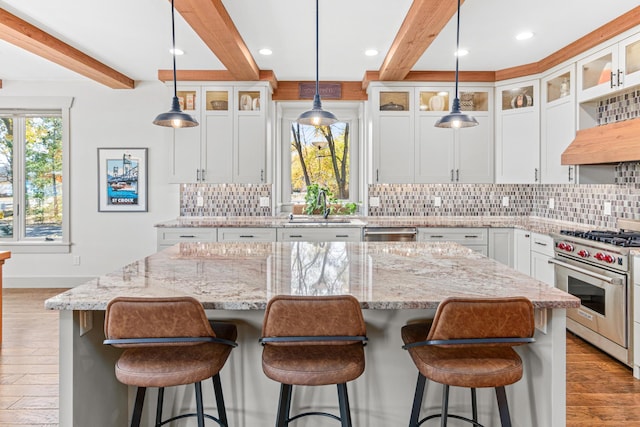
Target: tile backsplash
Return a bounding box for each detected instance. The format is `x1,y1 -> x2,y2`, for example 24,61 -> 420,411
597,88 -> 640,125
181,183 -> 272,216
368,182 -> 640,230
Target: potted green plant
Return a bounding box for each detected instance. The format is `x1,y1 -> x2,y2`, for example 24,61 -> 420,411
303,184 -> 358,215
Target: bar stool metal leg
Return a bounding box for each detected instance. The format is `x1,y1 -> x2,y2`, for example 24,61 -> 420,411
195,382 -> 205,427
212,374 -> 229,427
131,387 -> 146,427
409,373 -> 426,427
441,384 -> 450,427
337,383 -> 353,427
471,388 -> 478,422
495,386 -> 512,427
155,387 -> 164,427
276,384 -> 293,427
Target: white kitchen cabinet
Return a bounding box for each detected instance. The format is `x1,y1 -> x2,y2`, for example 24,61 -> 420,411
495,80 -> 540,184
541,66 -> 577,184
513,228 -> 531,275
578,32 -> 640,102
418,227 -> 488,255
217,227 -> 276,242
488,228 -> 514,267
371,86 -> 415,183
530,233 -> 555,286
634,256 -> 640,379
156,227 -> 217,251
415,88 -> 493,183
167,83 -> 269,184
277,227 -> 361,242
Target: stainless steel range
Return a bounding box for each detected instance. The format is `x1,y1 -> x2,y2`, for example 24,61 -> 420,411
551,219 -> 640,367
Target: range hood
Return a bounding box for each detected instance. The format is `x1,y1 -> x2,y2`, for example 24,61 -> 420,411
561,117 -> 640,165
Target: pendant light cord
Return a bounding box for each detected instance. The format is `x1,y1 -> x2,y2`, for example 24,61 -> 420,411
454,0 -> 461,99
171,0 -> 178,99
315,0 -> 319,98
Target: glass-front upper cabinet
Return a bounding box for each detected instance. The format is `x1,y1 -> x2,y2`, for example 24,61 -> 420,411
205,89 -> 231,112
458,90 -> 489,112
500,85 -> 535,111
418,90 -> 450,113
578,32 -> 640,102
176,88 -> 199,113
238,90 -> 261,112
379,91 -> 410,112
545,71 -> 572,104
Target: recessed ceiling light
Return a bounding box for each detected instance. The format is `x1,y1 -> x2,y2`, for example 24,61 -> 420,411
516,31 -> 534,41
365,49 -> 379,57
259,48 -> 273,56
169,48 -> 184,56
455,48 -> 468,57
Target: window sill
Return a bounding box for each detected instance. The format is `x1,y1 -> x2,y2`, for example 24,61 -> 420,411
0,241 -> 71,254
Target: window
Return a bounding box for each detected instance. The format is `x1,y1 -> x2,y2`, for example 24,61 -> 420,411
0,98 -> 71,252
279,103 -> 361,212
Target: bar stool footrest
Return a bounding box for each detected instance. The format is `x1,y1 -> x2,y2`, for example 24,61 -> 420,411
419,413 -> 484,427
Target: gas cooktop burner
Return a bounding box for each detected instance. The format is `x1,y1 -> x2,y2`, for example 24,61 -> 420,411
560,229 -> 640,247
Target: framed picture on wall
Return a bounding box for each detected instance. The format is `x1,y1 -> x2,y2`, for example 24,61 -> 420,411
97,148 -> 148,212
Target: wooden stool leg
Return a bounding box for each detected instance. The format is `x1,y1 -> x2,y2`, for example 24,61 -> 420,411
276,384 -> 293,427
337,383 -> 353,427
212,374 -> 229,427
195,381 -> 205,427
155,387 -> 164,426
131,387 -> 146,427
409,374 -> 426,427
471,388 -> 478,422
441,384 -> 450,427
495,386 -> 512,427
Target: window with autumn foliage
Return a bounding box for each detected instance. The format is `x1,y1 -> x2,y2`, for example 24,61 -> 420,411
0,112 -> 64,241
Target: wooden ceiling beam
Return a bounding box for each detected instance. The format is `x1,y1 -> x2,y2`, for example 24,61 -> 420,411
0,8 -> 134,89
157,69 -> 278,90
174,0 -> 260,81
378,0 -> 460,81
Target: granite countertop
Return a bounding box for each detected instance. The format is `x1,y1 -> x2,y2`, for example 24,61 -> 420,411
155,215 -> 610,235
45,241 -> 579,311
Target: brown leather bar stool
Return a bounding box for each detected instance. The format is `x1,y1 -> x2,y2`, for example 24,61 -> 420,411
401,297 -> 535,427
103,296 -> 238,427
259,295 -> 368,427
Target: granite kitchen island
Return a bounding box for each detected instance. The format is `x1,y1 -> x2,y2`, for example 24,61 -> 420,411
46,241 -> 579,427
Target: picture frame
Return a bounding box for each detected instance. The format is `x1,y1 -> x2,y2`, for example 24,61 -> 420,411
97,148 -> 148,212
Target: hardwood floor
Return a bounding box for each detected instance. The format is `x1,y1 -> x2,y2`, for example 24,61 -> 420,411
2,289 -> 640,426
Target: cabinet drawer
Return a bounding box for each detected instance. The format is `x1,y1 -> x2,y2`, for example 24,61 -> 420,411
277,227 -> 361,242
218,227 -> 276,242
418,228 -> 488,244
531,233 -> 554,257
157,228 -> 217,246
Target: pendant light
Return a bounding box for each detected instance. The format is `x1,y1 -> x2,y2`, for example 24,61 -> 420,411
296,0 -> 338,126
153,0 -> 199,128
434,0 -> 478,129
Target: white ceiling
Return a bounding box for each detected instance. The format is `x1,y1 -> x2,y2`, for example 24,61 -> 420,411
0,0 -> 638,85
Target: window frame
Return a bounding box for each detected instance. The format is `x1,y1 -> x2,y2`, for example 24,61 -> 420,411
276,102 -> 362,214
0,97 -> 72,253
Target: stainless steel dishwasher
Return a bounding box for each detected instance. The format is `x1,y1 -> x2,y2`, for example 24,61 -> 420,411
362,227 -> 417,242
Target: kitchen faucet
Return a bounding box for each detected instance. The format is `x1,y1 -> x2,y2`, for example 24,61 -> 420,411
317,189 -> 330,219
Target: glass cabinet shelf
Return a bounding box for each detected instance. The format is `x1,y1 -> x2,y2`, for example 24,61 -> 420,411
176,90 -> 197,111
459,91 -> 488,112
546,72 -> 571,103
418,91 -> 449,112
581,53 -> 613,92
379,92 -> 409,111
238,91 -> 261,111
501,85 -> 534,110
205,90 -> 229,111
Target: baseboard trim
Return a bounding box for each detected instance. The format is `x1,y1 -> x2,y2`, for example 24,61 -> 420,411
3,276 -> 96,288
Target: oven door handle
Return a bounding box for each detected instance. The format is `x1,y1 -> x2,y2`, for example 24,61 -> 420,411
548,258 -> 623,285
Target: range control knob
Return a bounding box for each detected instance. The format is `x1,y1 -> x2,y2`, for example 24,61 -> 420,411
577,250 -> 590,258
557,242 -> 574,252
594,253 -> 615,263
594,253 -> 604,261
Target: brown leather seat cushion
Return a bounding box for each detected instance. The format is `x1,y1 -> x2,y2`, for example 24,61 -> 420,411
262,343 -> 365,386
115,321 -> 237,388
401,322 -> 523,389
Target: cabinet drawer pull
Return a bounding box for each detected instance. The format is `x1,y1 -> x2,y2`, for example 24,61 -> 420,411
179,235 -> 196,238
239,235 -> 255,238
464,235 -> 479,238
617,69 -> 624,86
534,241 -> 548,246
335,235 -> 349,238
430,235 -> 444,238
610,71 -> 615,89
289,235 -> 303,238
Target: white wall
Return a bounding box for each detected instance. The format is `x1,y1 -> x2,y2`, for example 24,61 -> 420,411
0,80 -> 180,287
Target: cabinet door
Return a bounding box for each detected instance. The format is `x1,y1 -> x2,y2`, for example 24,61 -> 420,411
488,228 -> 513,267
456,115 -> 493,183
577,46 -> 619,102
541,81 -> 576,183
277,227 -> 361,242
531,251 -> 554,286
513,229 -> 531,275
167,126 -> 201,183
622,32 -> 640,90
218,227 -> 276,242
415,115 -> 454,183
496,109 -> 540,183
235,114 -> 266,183
203,114 -> 233,183
375,115 -> 414,183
